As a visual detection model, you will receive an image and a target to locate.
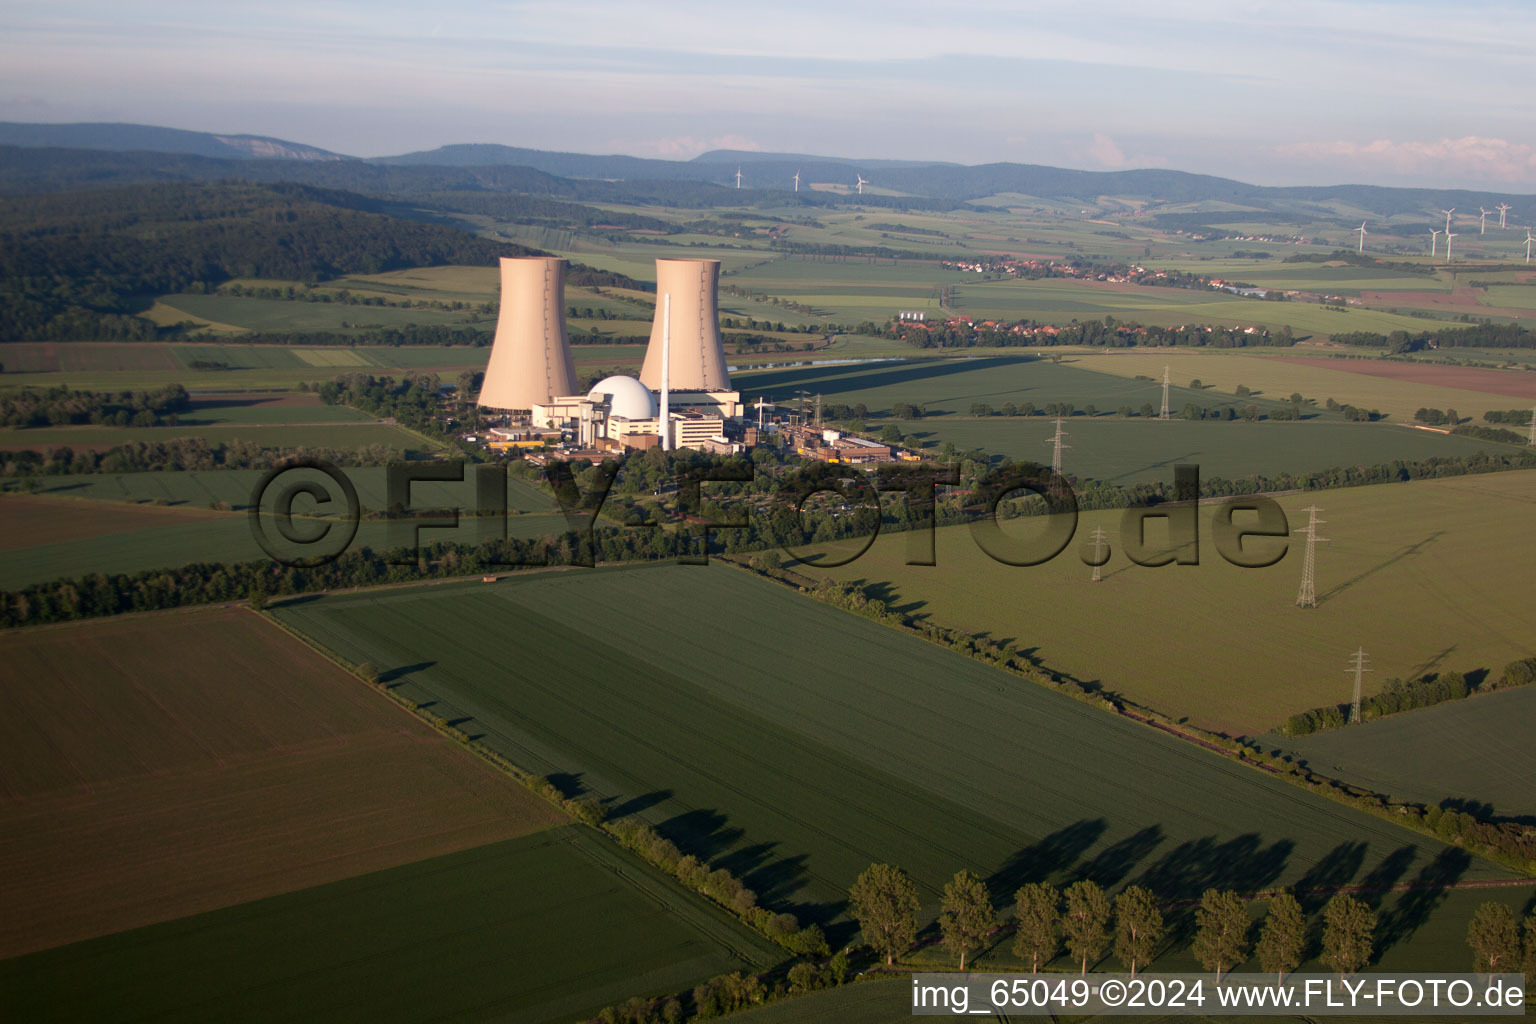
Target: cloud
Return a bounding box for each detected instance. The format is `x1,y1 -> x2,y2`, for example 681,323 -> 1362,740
1273,136 -> 1536,185
615,134 -> 763,159
1087,132 -> 1127,168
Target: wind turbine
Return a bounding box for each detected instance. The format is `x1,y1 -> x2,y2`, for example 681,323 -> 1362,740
1444,230 -> 1458,262
1357,221 -> 1367,253
792,170 -> 800,193
1479,207 -> 1490,234
1430,228 -> 1440,257
1441,207 -> 1455,233
735,167 -> 743,189
855,174 -> 868,195
1526,230 -> 1534,264
1497,203 -> 1512,228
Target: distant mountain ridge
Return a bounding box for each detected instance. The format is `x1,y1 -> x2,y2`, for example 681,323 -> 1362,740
0,122 -> 346,161
1,121 -> 1532,218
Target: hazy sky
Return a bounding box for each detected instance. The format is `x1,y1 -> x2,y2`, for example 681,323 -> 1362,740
2,1 -> 1533,189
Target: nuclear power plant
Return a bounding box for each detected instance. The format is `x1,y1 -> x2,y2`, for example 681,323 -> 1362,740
477,256 -> 579,411
639,259 -> 731,392
478,256 -> 748,455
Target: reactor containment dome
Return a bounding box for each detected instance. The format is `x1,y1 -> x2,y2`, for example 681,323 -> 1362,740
640,258 -> 731,392
478,256 -> 579,411
587,375 -> 658,421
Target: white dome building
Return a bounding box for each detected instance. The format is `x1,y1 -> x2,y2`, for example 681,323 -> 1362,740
587,375 -> 657,421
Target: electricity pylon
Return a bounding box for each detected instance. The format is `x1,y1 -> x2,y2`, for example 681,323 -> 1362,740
1295,505 -> 1327,608
1346,648 -> 1372,724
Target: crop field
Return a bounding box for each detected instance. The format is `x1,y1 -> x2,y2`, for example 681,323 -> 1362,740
0,494 -> 223,552
1,343 -> 493,390
1276,687 -> 1536,820
0,421 -> 429,454
1277,357 -> 1536,402
735,355 -> 1309,421
25,466 -> 557,513
898,418 -> 1513,484
0,825 -> 780,1024
0,607 -> 567,959
157,293 -> 488,333
1066,351 -> 1530,422
803,470 -> 1536,736
274,563 -> 1511,957
0,507 -> 576,589
179,392 -> 374,424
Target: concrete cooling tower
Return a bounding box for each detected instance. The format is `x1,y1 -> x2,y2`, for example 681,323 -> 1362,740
477,256 -> 578,411
640,259 -> 731,392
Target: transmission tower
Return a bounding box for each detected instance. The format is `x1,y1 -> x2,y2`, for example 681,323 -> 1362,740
1045,417 -> 1071,474
1160,366 -> 1171,420
1295,505 -> 1328,608
1528,405 -> 1535,447
1346,647 -> 1372,724
815,393 -> 823,429
1089,526 -> 1108,582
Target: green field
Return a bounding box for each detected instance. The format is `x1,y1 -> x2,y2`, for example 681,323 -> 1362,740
0,510 -> 576,588
803,471 -> 1536,736
893,418 -> 1513,485
159,292 -> 490,333
1066,350 -> 1536,423
1276,686 -> 1536,820
0,422 -> 428,454
736,356 -> 1309,421
274,563 -> 1512,956
0,826 -> 781,1024
24,467 -> 556,513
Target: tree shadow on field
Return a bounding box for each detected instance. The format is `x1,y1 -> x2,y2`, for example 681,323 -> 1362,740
1134,834 -> 1295,945
1378,847 -> 1471,953
849,578 -> 928,617
380,661 -> 435,686
1317,531 -> 1443,605
985,819 -> 1107,905
1075,826 -> 1165,889
1355,845 -> 1417,913
544,772 -> 587,799
655,808 -> 745,863
606,789 -> 673,821
1293,841 -> 1369,952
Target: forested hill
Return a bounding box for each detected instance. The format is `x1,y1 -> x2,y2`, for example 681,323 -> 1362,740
0,181 -> 541,341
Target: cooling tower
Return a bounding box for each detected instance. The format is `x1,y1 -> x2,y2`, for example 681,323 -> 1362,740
477,257 -> 578,411
640,259 -> 731,391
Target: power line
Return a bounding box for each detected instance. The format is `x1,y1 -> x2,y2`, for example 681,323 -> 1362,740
1089,526 -> 1108,582
1295,505 -> 1328,608
1160,366 -> 1171,420
1346,648 -> 1372,724
1045,417 -> 1071,474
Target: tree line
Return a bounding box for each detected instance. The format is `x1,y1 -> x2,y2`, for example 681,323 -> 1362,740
0,383 -> 190,428
848,862 -> 1388,976
1284,659 -> 1536,735
867,317 -> 1294,351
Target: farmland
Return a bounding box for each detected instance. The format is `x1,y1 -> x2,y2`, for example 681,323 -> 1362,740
24,466 -> 557,512
801,470 -> 1536,736
1067,350 -> 1536,423
0,608 -> 567,959
0,506 -> 576,589
274,562 -> 1511,957
0,825 -> 780,1024
0,421 -> 430,454
1277,686 -> 1536,820
890,418 -> 1514,485
0,493 -> 223,551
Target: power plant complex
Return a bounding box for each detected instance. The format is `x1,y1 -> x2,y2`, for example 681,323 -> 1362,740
478,256 -> 746,454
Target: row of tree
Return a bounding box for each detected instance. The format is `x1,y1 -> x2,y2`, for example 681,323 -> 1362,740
848,863 -> 1381,976
1284,660 -> 1536,735
0,383 -> 190,429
